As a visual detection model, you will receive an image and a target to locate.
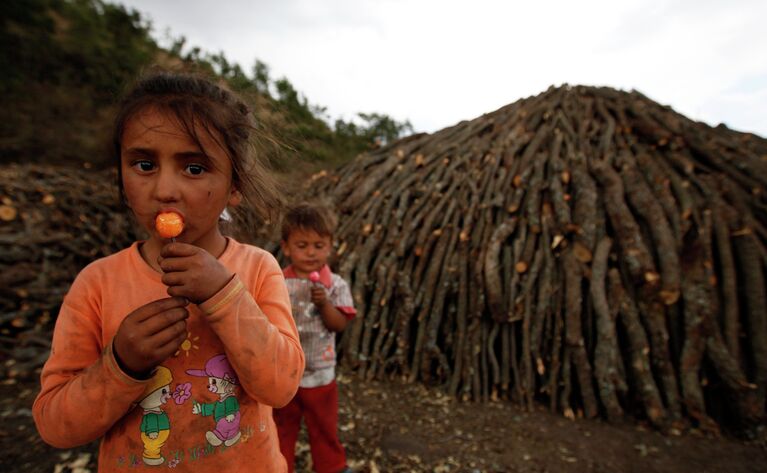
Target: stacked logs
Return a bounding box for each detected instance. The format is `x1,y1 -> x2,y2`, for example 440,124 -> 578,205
306,85 -> 767,432
0,164 -> 141,378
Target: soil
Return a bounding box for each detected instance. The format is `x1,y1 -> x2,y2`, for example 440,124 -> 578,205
2,369 -> 764,473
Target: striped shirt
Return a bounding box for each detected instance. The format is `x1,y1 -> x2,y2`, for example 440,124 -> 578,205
283,265 -> 356,388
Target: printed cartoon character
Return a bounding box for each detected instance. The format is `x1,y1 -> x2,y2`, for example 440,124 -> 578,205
186,354 -> 242,447
138,366 -> 173,466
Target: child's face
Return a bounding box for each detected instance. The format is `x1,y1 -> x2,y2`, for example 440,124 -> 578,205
120,107 -> 241,250
281,228 -> 332,276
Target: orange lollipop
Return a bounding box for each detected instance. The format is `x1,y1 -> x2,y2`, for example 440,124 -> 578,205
155,211 -> 184,239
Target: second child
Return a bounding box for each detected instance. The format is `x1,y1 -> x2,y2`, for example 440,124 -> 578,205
274,203 -> 356,473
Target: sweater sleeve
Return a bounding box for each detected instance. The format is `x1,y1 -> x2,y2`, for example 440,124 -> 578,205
330,275 -> 357,319
199,253 -> 304,408
32,272 -> 147,448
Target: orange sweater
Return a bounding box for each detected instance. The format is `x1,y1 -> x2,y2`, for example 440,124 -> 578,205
33,239 -> 304,472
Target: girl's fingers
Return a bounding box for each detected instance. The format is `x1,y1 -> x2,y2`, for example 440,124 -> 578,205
158,254 -> 197,273
150,331 -> 188,364
141,307 -> 189,336
159,254 -> 233,302
162,277 -> 196,301
130,297 -> 189,322
160,242 -> 199,259
165,285 -> 189,300
161,271 -> 187,288
150,319 -> 188,348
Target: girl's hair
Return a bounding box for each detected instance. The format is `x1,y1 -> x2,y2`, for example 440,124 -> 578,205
113,68 -> 282,227
281,202 -> 338,241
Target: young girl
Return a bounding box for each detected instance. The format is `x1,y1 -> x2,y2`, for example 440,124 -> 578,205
33,70 -> 305,472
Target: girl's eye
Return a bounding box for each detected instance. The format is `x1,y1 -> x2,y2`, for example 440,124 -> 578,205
133,160 -> 154,172
211,379 -> 217,385
315,243 -> 325,250
186,164 -> 206,176
162,388 -> 168,395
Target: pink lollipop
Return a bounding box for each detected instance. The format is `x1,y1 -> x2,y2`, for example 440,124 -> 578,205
309,271 -> 320,284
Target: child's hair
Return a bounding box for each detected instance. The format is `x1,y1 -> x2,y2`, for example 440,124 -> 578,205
112,68 -> 281,225
281,202 -> 338,241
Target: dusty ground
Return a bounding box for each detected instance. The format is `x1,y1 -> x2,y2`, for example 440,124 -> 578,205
1,368 -> 765,473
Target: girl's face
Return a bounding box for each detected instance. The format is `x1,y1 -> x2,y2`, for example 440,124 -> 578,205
120,107 -> 241,253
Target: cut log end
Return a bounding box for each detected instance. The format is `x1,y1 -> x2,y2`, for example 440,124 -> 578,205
0,205 -> 17,221
659,289 -> 680,305
644,271 -> 661,284
572,241 -> 593,263
551,234 -> 565,249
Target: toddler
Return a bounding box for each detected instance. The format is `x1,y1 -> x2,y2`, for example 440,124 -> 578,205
274,203 -> 356,473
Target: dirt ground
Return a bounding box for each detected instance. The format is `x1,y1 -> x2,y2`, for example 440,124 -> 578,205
1,368 -> 764,473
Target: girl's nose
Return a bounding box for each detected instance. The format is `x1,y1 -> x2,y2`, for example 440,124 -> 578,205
153,168 -> 181,202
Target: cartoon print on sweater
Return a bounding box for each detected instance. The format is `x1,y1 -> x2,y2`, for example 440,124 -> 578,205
187,354 -> 242,448
138,366 -> 173,466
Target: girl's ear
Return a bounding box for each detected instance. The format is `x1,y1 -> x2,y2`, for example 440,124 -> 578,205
280,240 -> 290,258
228,188 -> 242,207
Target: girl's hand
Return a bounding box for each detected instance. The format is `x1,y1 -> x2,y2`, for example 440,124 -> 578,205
113,297 -> 189,377
158,242 -> 234,303
310,286 -> 328,309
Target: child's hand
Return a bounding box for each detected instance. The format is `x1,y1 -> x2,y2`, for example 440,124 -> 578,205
158,242 -> 234,303
310,286 -> 329,308
113,297 -> 189,377
310,286 -> 349,332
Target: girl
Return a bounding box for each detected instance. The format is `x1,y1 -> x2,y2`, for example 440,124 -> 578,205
33,70 -> 305,472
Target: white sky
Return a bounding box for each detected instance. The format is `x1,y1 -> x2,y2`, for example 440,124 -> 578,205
118,0 -> 767,137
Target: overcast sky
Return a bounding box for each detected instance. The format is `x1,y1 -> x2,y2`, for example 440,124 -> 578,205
118,0 -> 767,137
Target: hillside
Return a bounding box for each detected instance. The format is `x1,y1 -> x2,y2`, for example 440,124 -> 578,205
0,0 -> 412,173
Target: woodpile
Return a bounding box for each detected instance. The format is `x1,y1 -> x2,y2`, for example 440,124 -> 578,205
305,85 -> 767,433
0,164 -> 140,378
